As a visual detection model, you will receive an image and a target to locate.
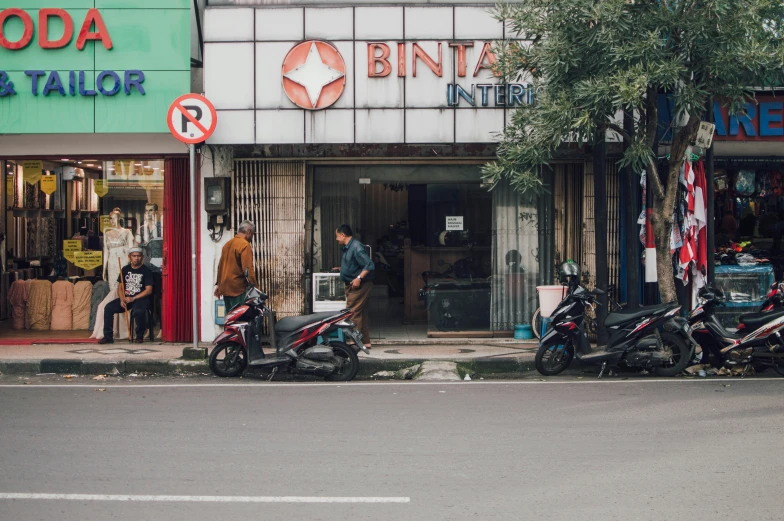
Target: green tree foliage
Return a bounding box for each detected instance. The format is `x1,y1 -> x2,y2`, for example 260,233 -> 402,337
485,0 -> 784,302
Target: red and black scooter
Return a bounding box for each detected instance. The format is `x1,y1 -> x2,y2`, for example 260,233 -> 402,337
688,287 -> 784,376
209,271 -> 368,380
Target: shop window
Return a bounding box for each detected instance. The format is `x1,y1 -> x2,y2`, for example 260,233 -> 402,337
2,158 -> 165,340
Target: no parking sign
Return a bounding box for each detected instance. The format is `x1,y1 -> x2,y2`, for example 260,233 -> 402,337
167,94 -> 217,144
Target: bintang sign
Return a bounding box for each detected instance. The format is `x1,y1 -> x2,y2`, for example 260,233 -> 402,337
204,6 -> 532,144
0,2 -> 191,134
283,39 -> 531,111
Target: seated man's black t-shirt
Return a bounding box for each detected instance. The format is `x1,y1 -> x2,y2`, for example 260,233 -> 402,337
117,264 -> 154,306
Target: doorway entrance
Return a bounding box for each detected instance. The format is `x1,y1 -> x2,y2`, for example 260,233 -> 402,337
311,165 -> 504,342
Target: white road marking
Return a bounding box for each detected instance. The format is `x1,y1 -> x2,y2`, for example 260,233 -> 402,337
0,378 -> 781,389
0,493 -> 410,504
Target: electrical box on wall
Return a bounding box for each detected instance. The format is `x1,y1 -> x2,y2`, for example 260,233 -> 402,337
204,177 -> 231,242
204,177 -> 230,213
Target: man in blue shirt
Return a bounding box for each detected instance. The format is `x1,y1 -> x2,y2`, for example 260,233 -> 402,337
336,224 -> 374,349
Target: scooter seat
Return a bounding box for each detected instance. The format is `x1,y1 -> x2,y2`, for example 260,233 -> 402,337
275,311 -> 346,333
604,303 -> 672,328
738,309 -> 784,331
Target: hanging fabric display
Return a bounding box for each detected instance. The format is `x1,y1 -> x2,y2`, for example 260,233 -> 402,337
89,281 -> 110,331
27,280 -> 53,331
50,280 -> 74,331
73,281 -> 93,330
8,280 -> 29,330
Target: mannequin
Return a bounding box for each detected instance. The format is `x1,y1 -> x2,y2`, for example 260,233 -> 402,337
135,202 -> 163,269
103,208 -> 134,290
91,208 -> 133,339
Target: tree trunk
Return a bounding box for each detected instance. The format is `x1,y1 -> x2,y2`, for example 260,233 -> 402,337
652,115 -> 702,304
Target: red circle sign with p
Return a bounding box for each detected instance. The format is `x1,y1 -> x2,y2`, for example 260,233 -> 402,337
167,94 -> 218,144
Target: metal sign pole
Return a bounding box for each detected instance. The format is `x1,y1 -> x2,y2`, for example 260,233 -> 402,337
189,144 -> 199,350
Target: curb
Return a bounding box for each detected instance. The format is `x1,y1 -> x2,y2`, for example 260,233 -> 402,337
0,359 -> 209,376
0,357 -> 588,379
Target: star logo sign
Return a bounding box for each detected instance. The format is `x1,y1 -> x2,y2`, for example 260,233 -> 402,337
282,41 -> 346,110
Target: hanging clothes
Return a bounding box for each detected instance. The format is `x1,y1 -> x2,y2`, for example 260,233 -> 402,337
8,280 -> 29,330
27,280 -> 53,331
51,280 -> 74,330
691,159 -> 709,304
678,155 -> 697,283
72,281 -> 93,330
89,281 -> 110,331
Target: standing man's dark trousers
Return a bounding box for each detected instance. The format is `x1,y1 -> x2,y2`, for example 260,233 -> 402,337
103,298 -> 150,341
345,281 -> 373,344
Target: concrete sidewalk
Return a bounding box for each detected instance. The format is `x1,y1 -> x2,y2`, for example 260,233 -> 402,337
0,340 -> 541,379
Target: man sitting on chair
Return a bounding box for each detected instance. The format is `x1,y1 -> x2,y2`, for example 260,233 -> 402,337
99,247 -> 154,344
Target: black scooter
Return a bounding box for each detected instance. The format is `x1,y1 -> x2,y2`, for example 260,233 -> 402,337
535,269 -> 696,377
688,287 -> 784,376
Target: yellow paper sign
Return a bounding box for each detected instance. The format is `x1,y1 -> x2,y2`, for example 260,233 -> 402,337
94,179 -> 109,197
6,176 -> 12,195
40,175 -> 57,195
74,251 -> 103,271
113,160 -> 134,176
99,215 -> 112,232
22,160 -> 43,185
62,240 -> 83,263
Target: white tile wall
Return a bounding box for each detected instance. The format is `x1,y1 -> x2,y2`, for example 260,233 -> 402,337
355,7 -> 403,40
256,110 -> 304,144
305,109 -> 354,143
204,43 -> 255,110
204,6 -> 516,144
209,110 -> 255,145
305,8 -> 353,40
205,8 -> 254,42
355,41 -> 404,108
404,7 -> 453,39
256,42 -> 301,110
355,109 -> 404,143
256,8 -> 304,41
406,109 -> 454,143
330,41 -> 355,109
405,41 -> 453,108
455,108 -> 504,143
454,7 -> 503,40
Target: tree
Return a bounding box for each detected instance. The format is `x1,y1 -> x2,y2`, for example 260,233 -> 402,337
484,0 -> 784,303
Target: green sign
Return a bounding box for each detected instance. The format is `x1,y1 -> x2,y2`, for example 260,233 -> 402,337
0,1 -> 190,134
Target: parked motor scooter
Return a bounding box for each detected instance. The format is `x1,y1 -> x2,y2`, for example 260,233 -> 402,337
210,270 -> 368,380
688,287 -> 784,376
535,263 -> 697,377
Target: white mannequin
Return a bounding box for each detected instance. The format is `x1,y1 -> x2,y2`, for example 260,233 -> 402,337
103,208 -> 134,290
91,208 -> 133,340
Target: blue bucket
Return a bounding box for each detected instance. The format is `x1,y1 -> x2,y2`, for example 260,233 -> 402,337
514,324 -> 534,340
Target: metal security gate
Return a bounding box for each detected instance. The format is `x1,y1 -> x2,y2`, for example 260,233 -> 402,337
233,160 -> 306,317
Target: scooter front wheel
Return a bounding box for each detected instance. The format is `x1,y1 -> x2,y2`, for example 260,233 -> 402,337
535,340 -> 574,376
209,342 -> 247,377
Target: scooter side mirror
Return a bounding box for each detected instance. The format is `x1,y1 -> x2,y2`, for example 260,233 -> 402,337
591,288 -> 605,296
702,292 -> 716,301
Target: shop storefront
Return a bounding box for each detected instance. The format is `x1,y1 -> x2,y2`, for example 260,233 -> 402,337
0,1 -> 195,343
199,4 -> 617,342
658,93 -> 784,324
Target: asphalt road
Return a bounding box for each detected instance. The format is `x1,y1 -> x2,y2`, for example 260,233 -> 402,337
0,377 -> 783,521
